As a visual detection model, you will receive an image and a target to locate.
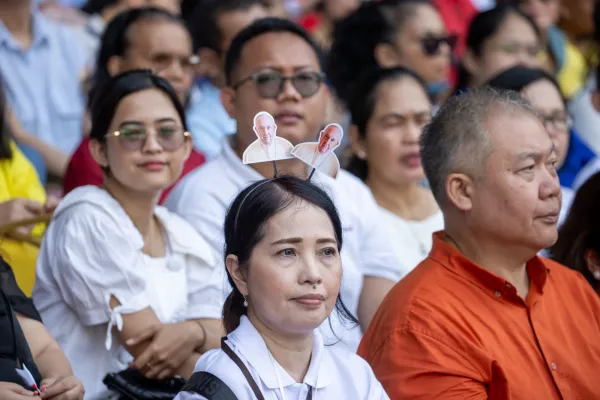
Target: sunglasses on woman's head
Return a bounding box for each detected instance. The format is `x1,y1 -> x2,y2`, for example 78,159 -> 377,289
232,71 -> 325,99
420,34 -> 458,56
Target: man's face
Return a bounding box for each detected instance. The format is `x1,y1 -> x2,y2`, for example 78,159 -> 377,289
317,125 -> 342,154
254,114 -> 276,146
468,111 -> 562,252
227,31 -> 328,150
119,20 -> 194,104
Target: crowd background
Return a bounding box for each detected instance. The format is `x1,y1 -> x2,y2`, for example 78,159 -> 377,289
0,0 -> 599,398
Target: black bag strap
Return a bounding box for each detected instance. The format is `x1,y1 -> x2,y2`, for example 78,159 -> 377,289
180,371 -> 238,400
221,337 -> 265,400
220,337 -> 313,400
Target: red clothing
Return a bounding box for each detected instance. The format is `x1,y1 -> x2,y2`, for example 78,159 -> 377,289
359,232 -> 600,399
63,137 -> 205,204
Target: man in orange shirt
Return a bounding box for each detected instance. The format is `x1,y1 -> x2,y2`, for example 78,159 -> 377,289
358,87 -> 600,399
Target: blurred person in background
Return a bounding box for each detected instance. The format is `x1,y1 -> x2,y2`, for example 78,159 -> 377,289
0,0 -> 87,182
0,79 -> 58,297
308,0 -> 360,51
77,0 -> 182,68
34,70 -> 224,399
551,171 -> 600,295
186,0 -> 269,159
511,0 -> 588,100
63,7 -> 205,203
454,4 -> 542,93
346,67 -> 442,309
485,66 -> 596,207
328,0 -> 454,105
166,18 -> 399,350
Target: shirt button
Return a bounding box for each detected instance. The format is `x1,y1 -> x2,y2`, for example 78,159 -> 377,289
551,362 -> 557,370
494,291 -> 501,297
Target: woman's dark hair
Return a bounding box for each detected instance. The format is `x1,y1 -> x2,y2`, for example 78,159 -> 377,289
327,0 -> 430,105
550,172 -> 600,288
0,76 -> 11,160
346,67 -> 430,180
222,176 -> 358,334
485,65 -> 561,95
89,69 -> 187,142
81,0 -> 120,15
454,5 -> 540,92
89,7 -> 184,104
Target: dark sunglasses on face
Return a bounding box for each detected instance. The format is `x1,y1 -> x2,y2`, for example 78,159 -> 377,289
420,34 -> 458,56
232,71 -> 325,99
105,123 -> 191,152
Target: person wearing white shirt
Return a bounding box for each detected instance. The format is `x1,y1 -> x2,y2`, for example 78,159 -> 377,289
33,70 -> 225,399
165,18 -> 399,351
174,176 -> 389,400
346,67 -> 444,294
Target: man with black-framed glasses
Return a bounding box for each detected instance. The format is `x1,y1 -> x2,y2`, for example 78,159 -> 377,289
166,18 -> 400,353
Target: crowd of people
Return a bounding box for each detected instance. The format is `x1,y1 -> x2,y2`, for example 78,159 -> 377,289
0,0 -> 599,399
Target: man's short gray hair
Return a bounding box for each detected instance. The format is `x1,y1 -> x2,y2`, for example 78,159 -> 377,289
420,87 -> 539,204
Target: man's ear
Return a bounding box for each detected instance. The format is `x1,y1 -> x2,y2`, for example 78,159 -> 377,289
446,173 -> 475,212
226,254 -> 248,296
220,86 -> 237,119
88,138 -> 108,168
197,47 -> 222,81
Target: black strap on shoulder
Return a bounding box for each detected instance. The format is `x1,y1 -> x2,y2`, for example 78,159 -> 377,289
221,337 -> 265,400
180,371 -> 238,400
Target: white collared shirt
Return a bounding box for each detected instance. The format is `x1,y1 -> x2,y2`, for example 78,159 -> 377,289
165,142 -> 401,352
174,316 -> 390,400
33,186 -> 226,399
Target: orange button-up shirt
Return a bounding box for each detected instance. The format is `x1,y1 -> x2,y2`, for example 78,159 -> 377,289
358,232 -> 600,399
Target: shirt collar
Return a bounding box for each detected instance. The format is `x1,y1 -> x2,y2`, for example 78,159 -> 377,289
430,232 -> 551,298
86,14 -> 105,37
229,316 -> 331,390
0,9 -> 49,49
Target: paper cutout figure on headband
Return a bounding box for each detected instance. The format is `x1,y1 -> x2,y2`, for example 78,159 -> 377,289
243,111 -> 294,164
291,123 -> 343,179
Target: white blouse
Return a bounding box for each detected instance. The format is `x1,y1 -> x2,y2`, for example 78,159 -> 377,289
174,316 -> 390,400
33,186 -> 226,400
379,207 -> 444,279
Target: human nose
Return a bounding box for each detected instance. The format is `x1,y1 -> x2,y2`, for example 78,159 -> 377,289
404,121 -> 422,144
277,76 -> 302,102
299,254 -> 323,286
539,165 -> 561,200
141,130 -> 163,153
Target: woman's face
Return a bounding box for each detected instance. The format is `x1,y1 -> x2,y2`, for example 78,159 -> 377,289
99,88 -> 192,193
468,13 -> 542,86
521,79 -> 570,169
390,4 -> 453,85
518,0 -> 560,31
357,76 -> 432,186
242,202 -> 342,336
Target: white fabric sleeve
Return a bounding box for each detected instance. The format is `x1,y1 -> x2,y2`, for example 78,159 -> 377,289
355,185 -> 406,282
185,246 -> 227,320
173,392 -> 208,400
51,204 -> 152,336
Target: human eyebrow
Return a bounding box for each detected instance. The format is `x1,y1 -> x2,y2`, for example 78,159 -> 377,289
316,238 -> 337,245
271,237 -> 303,245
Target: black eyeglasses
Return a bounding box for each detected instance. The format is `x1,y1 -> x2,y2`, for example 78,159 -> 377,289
420,34 -> 458,56
232,71 -> 325,99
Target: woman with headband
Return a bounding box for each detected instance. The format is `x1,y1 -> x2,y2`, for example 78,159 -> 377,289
175,176 -> 389,399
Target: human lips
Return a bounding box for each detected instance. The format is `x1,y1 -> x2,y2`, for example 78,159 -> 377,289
275,111 -> 303,125
537,209 -> 560,224
139,161 -> 167,171
292,293 -> 325,308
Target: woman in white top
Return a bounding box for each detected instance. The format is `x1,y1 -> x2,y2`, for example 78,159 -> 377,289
175,176 -> 389,400
33,70 -> 225,399
346,68 -> 444,283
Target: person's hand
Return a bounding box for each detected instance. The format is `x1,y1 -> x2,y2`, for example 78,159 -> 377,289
0,198 -> 45,234
39,376 -> 84,400
127,321 -> 204,379
0,382 -> 36,399
44,196 -> 60,214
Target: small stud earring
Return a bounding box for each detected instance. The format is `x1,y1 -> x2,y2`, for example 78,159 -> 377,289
243,296 -> 248,307
593,270 -> 600,280
357,150 -> 367,160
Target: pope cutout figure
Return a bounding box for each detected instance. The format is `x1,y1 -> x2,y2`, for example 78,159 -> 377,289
292,123 -> 343,179
243,111 -> 294,164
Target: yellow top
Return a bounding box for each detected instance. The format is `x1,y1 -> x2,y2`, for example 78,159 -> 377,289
556,41 -> 588,100
0,141 -> 46,295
